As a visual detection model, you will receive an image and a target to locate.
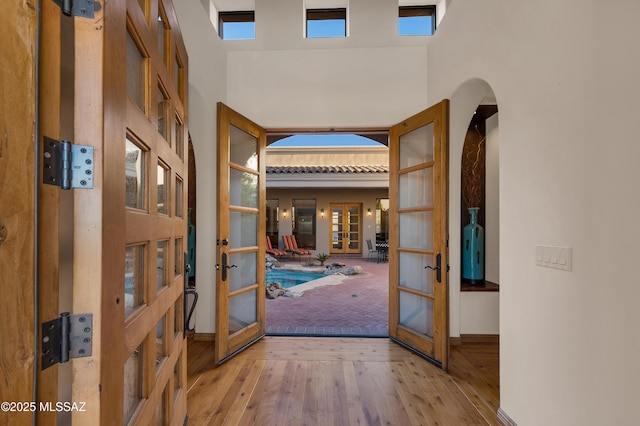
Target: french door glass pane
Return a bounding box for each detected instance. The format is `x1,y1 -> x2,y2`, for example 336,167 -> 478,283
174,55 -> 182,100
230,168 -> 258,208
174,296 -> 182,338
230,211 -> 257,248
399,211 -> 433,250
125,244 -> 145,317
175,176 -> 183,217
174,115 -> 184,159
399,252 -> 434,294
157,163 -> 168,214
399,292 -> 434,337
125,138 -> 146,210
174,238 -> 182,277
155,316 -> 167,371
158,86 -> 169,141
173,353 -> 182,401
228,290 -> 257,335
398,167 -> 433,209
156,240 -> 168,290
399,122 -> 434,169
229,125 -> 258,170
228,252 -> 257,292
124,344 -> 144,424
157,10 -> 169,67
332,207 -> 343,250
126,30 -> 146,113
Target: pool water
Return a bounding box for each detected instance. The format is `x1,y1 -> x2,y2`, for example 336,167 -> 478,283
266,269 -> 323,288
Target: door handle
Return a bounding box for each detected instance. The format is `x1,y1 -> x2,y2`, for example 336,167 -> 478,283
424,253 -> 442,283
220,252 -> 236,282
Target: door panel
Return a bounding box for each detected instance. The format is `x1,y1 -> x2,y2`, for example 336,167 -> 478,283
389,100 -> 449,369
329,203 -> 362,254
102,0 -> 190,423
215,103 -> 266,365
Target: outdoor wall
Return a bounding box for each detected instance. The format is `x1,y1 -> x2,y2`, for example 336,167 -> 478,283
267,188 -> 388,256
266,146 -> 388,167
428,1 -> 640,424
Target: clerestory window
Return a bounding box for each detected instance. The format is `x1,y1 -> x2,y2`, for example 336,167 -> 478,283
218,11 -> 255,40
306,8 -> 347,38
398,5 -> 436,36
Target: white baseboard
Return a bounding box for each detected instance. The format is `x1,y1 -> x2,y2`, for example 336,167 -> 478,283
497,407 -> 517,426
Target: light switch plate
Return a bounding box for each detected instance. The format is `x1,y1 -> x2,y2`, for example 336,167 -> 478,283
536,245 -> 571,271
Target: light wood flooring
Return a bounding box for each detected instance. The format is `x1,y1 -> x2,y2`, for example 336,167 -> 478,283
187,337 -> 500,425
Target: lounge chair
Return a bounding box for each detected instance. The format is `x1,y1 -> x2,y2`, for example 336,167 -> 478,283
282,235 -> 312,260
266,236 -> 286,257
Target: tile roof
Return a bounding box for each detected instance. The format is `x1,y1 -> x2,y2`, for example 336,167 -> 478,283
266,165 -> 388,174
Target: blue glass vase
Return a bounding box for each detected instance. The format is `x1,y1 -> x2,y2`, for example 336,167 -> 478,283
462,207 -> 484,284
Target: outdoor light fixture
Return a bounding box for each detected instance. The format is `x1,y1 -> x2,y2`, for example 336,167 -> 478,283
283,209 -> 287,218
367,208 -> 372,216
320,209 -> 324,217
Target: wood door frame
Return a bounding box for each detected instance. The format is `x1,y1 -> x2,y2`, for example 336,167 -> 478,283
328,203 -> 363,255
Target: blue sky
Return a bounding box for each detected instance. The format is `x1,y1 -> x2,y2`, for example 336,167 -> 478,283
271,134 -> 383,147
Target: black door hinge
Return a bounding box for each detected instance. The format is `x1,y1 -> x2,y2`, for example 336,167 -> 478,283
43,137 -> 94,190
53,0 -> 97,19
41,313 -> 93,370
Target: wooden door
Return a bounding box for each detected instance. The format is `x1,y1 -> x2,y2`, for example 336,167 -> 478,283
329,203 -> 362,254
50,0 -> 190,423
388,100 -> 450,369
0,2 -> 38,425
117,0 -> 190,423
215,103 -> 267,364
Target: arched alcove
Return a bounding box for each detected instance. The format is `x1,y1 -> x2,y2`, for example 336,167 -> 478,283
448,78 -> 500,340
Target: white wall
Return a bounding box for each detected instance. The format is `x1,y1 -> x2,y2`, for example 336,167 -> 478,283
223,0 -> 431,126
460,292 -> 499,335
174,0 -> 227,335
428,1 -> 640,424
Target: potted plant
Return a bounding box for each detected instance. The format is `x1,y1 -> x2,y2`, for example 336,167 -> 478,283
315,252 -> 330,266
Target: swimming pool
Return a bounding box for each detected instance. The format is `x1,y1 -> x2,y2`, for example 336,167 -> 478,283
266,269 -> 323,288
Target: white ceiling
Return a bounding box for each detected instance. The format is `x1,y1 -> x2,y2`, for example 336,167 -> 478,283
212,0 -> 440,12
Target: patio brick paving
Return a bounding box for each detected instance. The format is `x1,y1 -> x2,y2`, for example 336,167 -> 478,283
266,257 -> 389,337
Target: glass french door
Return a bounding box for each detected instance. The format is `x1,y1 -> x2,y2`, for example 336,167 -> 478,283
329,203 -> 362,254
215,103 -> 266,364
388,100 -> 449,369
